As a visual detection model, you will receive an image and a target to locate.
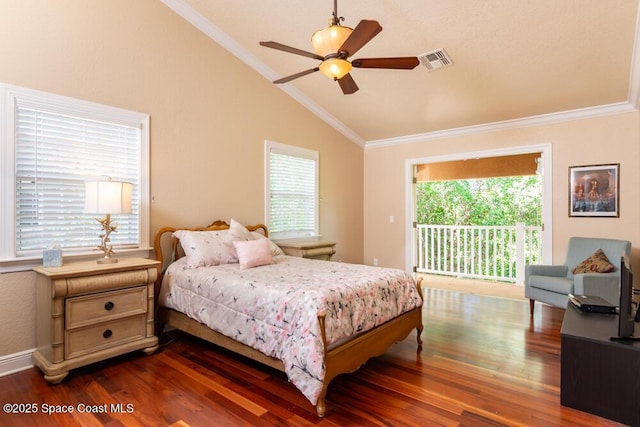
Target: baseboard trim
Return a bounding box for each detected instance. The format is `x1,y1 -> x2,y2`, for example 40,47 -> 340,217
0,349 -> 35,377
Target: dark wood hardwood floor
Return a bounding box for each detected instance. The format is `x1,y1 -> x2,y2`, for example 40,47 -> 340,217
0,288 -> 625,426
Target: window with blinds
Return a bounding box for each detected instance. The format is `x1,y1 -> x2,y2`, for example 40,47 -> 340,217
0,83 -> 149,263
265,141 -> 319,239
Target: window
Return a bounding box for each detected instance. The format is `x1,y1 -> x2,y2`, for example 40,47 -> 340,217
265,141 -> 318,239
0,83 -> 150,269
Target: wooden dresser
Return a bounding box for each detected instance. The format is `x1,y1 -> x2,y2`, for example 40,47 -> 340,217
275,239 -> 337,260
33,258 -> 160,383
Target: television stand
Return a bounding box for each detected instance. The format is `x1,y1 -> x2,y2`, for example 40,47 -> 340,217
561,303 -> 640,426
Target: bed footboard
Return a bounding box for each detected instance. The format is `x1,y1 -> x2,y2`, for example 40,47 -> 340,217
316,304 -> 423,416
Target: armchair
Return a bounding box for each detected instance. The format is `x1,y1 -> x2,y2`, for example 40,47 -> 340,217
525,237 -> 631,315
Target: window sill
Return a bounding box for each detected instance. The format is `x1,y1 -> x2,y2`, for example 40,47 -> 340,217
271,235 -> 323,244
0,247 -> 153,273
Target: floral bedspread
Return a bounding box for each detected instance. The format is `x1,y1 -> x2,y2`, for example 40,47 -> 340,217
159,255 -> 422,405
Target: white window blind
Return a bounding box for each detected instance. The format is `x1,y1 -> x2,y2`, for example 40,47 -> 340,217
15,108 -> 140,254
0,83 -> 150,267
266,141 -> 318,239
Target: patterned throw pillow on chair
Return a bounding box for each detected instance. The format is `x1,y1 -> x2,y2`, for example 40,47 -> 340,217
571,249 -> 615,274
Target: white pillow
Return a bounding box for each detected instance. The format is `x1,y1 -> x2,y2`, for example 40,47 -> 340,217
173,229 -> 236,268
233,239 -> 274,269
226,218 -> 255,243
226,219 -> 286,258
251,231 -> 285,256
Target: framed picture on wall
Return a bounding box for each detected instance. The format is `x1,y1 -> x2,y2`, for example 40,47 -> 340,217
569,163 -> 619,217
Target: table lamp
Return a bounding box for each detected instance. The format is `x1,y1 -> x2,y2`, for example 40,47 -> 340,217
84,179 -> 132,264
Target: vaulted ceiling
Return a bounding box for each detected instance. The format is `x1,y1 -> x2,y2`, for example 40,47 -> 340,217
164,0 -> 640,146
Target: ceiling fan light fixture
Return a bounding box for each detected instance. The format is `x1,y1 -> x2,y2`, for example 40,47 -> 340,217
311,24 -> 352,57
259,2 -> 416,94
318,57 -> 352,80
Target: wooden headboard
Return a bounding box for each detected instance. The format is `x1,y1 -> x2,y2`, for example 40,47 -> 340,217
153,219 -> 268,274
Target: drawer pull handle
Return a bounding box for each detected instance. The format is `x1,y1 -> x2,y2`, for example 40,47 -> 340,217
103,329 -> 113,339
104,301 -> 115,311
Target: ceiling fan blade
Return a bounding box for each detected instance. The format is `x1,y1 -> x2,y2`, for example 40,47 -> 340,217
273,67 -> 320,84
338,73 -> 359,94
259,41 -> 324,61
352,57 -> 420,69
339,20 -> 383,57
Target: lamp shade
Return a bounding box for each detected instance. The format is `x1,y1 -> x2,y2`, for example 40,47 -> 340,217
318,57 -> 352,80
311,24 -> 352,57
84,180 -> 132,214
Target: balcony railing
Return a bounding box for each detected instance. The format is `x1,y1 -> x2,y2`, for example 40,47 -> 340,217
416,223 -> 543,284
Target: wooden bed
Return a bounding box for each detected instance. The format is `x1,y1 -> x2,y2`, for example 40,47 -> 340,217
153,220 -> 424,417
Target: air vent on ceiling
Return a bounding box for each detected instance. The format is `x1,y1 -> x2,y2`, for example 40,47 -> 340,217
418,48 -> 453,71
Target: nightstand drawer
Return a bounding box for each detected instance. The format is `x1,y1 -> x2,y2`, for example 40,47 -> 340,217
66,286 -> 147,330
65,315 -> 146,359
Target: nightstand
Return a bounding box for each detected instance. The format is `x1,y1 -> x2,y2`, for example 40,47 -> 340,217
33,258 -> 160,383
275,239 -> 337,260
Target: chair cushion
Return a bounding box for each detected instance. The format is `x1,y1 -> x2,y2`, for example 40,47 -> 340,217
571,249 -> 615,274
528,275 -> 574,295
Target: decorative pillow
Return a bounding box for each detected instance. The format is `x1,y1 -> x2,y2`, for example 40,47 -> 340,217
173,230 -> 236,268
571,249 -> 615,274
233,239 -> 274,269
251,231 -> 285,256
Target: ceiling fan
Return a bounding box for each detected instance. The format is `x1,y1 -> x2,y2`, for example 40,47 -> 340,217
259,0 -> 419,95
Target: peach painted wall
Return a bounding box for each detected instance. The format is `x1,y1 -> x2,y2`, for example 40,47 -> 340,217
364,112 -> 640,274
0,0 -> 363,357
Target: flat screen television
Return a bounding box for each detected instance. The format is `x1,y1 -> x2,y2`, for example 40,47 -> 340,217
612,256 -> 638,340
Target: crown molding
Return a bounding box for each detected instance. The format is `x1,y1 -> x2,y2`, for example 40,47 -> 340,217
163,0 -> 639,152
628,2 -> 640,108
365,102 -> 637,149
160,0 -> 365,148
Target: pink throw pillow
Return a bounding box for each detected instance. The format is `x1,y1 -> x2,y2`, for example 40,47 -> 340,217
233,239 -> 274,269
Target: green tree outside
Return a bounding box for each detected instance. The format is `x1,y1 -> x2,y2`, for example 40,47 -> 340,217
416,175 -> 542,226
